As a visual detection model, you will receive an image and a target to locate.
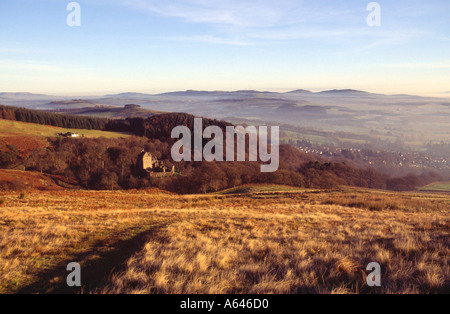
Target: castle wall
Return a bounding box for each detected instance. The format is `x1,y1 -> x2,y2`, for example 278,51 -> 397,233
139,152 -> 176,177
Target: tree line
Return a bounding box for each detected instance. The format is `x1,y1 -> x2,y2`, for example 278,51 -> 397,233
0,105 -> 441,192
0,105 -> 109,130
0,105 -> 230,139
10,136 -> 439,193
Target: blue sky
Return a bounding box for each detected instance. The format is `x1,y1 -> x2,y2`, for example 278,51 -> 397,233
0,0 -> 449,96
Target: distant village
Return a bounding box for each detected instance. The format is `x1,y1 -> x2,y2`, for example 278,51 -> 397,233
296,144 -> 449,173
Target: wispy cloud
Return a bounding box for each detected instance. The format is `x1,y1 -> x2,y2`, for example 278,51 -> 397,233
0,60 -> 61,72
115,0 -> 430,49
118,0 -> 301,27
115,1 -> 361,39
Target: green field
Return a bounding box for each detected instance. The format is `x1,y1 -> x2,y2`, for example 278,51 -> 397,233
0,119 -> 131,139
214,184 -> 304,195
419,182 -> 450,192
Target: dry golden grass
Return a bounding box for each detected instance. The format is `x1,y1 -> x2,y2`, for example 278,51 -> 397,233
0,189 -> 176,293
0,187 -> 448,294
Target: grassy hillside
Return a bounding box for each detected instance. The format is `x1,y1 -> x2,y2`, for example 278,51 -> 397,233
0,119 -> 131,139
50,105 -> 166,119
0,188 -> 448,294
0,170 -> 64,191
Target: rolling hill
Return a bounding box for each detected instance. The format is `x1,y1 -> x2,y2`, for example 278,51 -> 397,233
0,169 -> 65,191
2,89 -> 449,153
1,89 -> 450,180
47,104 -> 166,119
0,119 -> 131,139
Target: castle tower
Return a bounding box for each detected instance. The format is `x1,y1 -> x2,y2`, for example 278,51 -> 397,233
142,153 -> 155,170
139,151 -> 158,171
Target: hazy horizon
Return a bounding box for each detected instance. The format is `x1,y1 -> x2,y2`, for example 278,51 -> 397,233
2,88 -> 450,99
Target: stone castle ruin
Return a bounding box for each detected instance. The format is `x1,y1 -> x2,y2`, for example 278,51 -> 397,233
138,151 -> 175,177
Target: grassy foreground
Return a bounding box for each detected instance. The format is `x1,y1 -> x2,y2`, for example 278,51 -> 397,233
0,187 -> 448,294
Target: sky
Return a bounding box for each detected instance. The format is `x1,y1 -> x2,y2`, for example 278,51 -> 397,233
0,0 -> 449,96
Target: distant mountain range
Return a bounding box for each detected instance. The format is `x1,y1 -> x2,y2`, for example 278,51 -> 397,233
101,89 -> 374,98
1,89 -> 450,152
0,92 -> 52,98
